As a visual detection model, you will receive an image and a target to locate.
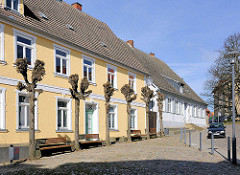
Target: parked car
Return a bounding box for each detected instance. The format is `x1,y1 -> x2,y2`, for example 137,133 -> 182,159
207,123 -> 226,139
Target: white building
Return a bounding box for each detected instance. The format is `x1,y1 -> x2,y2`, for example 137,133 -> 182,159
131,47 -> 207,130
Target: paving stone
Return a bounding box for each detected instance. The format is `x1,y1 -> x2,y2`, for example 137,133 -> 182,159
0,134 -> 240,174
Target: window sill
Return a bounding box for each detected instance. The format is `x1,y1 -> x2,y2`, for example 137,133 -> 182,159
13,64 -> 34,70
89,82 -> 97,86
0,129 -> 8,133
56,130 -> 73,133
54,73 -> 69,79
110,129 -> 119,132
15,129 -> 40,132
0,60 -> 7,65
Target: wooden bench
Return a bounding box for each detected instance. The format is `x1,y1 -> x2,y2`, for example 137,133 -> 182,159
130,130 -> 147,141
149,128 -> 161,138
36,137 -> 73,157
79,134 -> 105,149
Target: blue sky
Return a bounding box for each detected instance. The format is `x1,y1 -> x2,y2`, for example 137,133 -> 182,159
67,0 -> 240,104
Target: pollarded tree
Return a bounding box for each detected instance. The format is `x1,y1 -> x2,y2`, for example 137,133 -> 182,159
15,58 -> 45,160
157,91 -> 164,136
69,75 -> 92,151
141,85 -> 154,140
121,84 -> 137,142
103,81 -> 115,146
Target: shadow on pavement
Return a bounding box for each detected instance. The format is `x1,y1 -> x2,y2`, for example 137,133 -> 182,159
0,158 -> 240,174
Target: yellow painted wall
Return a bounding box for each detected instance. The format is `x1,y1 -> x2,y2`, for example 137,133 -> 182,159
0,22 -> 146,145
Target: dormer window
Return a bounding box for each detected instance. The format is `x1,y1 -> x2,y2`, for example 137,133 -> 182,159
6,0 -> 19,11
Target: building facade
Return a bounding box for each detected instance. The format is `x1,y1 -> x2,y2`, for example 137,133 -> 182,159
0,0 -> 148,145
130,46 -> 207,129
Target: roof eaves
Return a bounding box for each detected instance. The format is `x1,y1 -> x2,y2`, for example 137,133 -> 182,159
0,13 -> 149,76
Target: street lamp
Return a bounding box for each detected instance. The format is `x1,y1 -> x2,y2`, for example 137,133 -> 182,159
225,51 -> 240,165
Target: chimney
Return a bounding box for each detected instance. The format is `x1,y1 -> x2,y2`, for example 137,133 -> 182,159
150,52 -> 155,56
72,2 -> 82,11
126,40 -> 134,47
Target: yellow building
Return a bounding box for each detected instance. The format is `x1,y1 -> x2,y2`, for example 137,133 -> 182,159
0,0 -> 148,145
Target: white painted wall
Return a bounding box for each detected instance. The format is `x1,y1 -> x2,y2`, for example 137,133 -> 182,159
148,82 -> 207,129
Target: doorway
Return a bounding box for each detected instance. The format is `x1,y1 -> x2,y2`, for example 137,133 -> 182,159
85,103 -> 99,134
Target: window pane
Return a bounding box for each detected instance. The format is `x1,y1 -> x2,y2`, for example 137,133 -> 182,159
13,0 -> 18,10
84,59 -> 92,66
56,50 -> 66,57
84,66 -> 87,78
108,68 -> 114,73
112,114 -> 115,128
109,107 -> 114,112
17,36 -> 31,45
6,0 -> 11,8
107,73 -> 111,82
19,96 -> 26,103
58,110 -> 61,128
108,115 -> 111,128
63,110 -> 67,127
88,68 -> 92,81
62,59 -> 67,75
56,57 -> 61,73
130,110 -> 134,115
26,106 -> 29,127
58,101 -> 67,108
111,75 -> 114,87
26,48 -> 32,65
19,106 -> 24,128
129,75 -> 134,79
17,45 -> 23,59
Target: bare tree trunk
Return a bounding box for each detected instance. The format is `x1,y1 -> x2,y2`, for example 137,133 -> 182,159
28,91 -> 35,160
105,103 -> 110,146
127,102 -> 131,142
146,104 -> 150,140
159,112 -> 164,136
75,98 -> 80,151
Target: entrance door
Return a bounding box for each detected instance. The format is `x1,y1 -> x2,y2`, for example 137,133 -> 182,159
149,111 -> 157,132
85,109 -> 93,134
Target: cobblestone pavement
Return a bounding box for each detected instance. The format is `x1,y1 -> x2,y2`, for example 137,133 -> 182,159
189,124 -> 240,163
1,135 -> 240,175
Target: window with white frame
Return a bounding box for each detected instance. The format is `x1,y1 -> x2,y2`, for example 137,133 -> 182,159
130,109 -> 137,129
166,98 -> 172,113
198,107 -> 201,118
0,24 -> 5,62
16,91 -> 38,130
54,45 -> 70,76
202,108 -> 205,118
18,94 -> 29,129
0,88 -> 6,130
14,30 -> 36,67
57,99 -> 71,130
129,72 -> 136,91
175,100 -> 179,114
83,56 -> 95,83
179,102 -> 182,115
107,65 -> 117,88
192,106 -> 196,117
109,105 -> 117,130
5,0 -> 19,11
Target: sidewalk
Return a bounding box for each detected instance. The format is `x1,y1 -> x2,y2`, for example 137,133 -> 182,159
0,135 -> 240,174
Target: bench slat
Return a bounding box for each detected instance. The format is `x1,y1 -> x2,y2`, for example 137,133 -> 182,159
40,145 -> 71,151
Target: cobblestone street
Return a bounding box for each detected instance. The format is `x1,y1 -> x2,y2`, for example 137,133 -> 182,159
1,134 -> 240,175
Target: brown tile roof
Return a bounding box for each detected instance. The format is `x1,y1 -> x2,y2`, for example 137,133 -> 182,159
132,47 -> 206,105
0,0 -> 148,74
